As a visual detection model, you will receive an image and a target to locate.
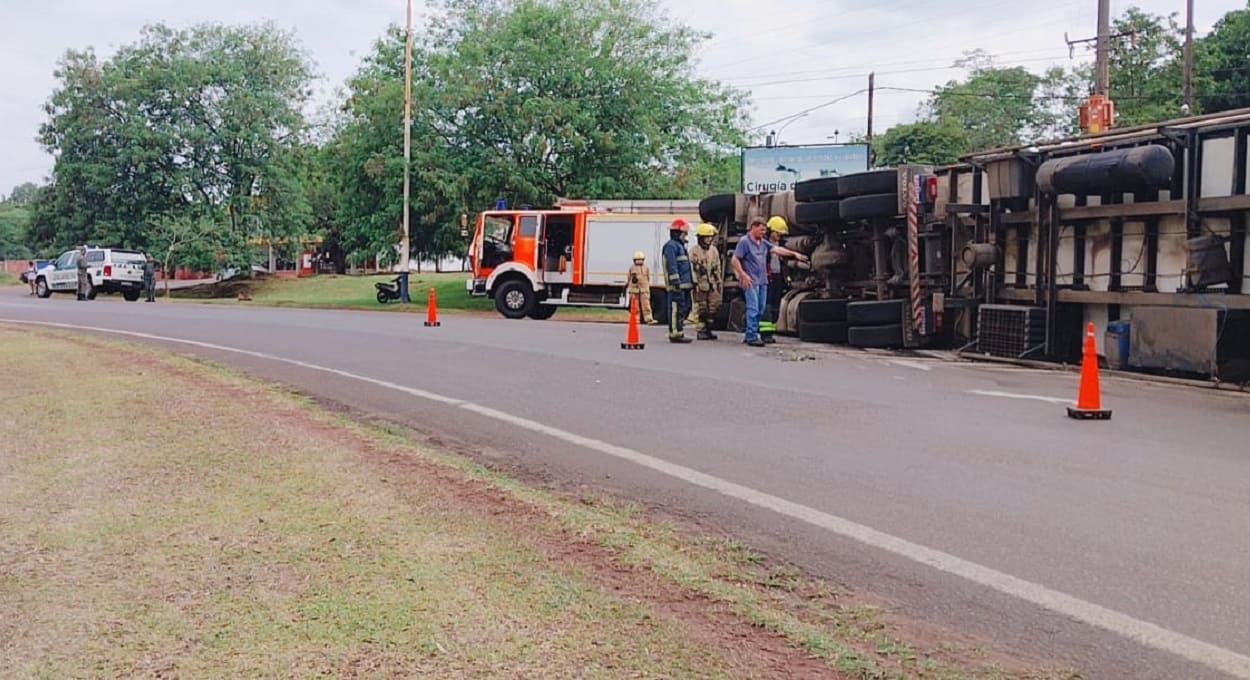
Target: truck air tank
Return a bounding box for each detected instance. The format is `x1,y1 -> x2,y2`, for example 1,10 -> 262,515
1035,145 -> 1174,196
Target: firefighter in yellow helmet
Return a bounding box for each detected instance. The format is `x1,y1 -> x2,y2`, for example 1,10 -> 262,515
689,223 -> 723,340
763,216 -> 791,340
626,250 -> 654,324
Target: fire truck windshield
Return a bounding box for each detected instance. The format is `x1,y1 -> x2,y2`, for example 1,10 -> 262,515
482,215 -> 511,243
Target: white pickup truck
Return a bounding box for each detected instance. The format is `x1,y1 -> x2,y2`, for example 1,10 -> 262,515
35,248 -> 148,301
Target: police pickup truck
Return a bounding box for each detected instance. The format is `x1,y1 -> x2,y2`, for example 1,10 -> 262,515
35,247 -> 147,301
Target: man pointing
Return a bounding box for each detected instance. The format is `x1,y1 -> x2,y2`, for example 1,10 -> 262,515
732,216 -> 807,347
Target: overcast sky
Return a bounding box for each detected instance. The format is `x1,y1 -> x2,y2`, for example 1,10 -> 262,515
0,0 -> 1244,192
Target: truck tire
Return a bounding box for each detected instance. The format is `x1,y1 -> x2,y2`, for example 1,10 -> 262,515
848,324 -> 904,348
794,200 -> 840,226
123,290 -> 141,302
650,290 -> 669,325
85,279 -> 97,300
794,177 -> 840,202
846,299 -> 904,326
837,169 -> 898,197
699,194 -> 736,223
494,279 -> 535,319
838,193 -> 899,221
799,320 -> 849,344
36,278 -> 50,298
727,297 -> 746,332
528,304 -> 557,320
797,298 -> 848,323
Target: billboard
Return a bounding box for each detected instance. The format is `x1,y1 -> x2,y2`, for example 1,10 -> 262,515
741,143 -> 870,194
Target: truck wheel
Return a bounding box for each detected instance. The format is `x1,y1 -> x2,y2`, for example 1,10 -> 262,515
85,279 -> 97,300
494,279 -> 535,319
794,200 -> 840,226
36,278 -> 50,298
727,297 -> 746,332
699,194 -> 736,223
650,290 -> 669,325
847,299 -> 904,326
838,193 -> 899,221
799,320 -> 849,344
848,324 -> 904,348
123,290 -> 141,302
797,298 -> 848,323
794,177 -> 840,202
836,169 -> 898,197
528,304 -> 557,320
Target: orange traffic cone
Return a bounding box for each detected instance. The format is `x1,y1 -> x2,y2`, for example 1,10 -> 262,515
424,287 -> 441,327
621,295 -> 645,350
1067,322 -> 1111,420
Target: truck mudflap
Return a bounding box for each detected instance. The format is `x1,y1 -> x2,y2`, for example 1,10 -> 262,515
467,278 -> 487,296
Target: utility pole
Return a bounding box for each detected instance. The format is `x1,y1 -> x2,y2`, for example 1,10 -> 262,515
1183,0 -> 1195,114
1094,0 -> 1110,95
399,0 -> 414,302
866,72 -> 876,167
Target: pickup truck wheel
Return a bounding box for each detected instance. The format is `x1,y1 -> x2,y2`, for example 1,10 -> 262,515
85,280 -> 97,300
847,299 -> 904,326
123,290 -> 141,302
494,279 -> 534,319
527,304 -> 557,320
798,320 -> 849,344
848,324 -> 904,349
36,278 -> 51,298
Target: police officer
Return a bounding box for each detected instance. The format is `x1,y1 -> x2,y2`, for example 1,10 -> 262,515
661,217 -> 694,343
626,250 -> 653,324
75,245 -> 89,301
143,254 -> 157,302
690,223 -> 723,340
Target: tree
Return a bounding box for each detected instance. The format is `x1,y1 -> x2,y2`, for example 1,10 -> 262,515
149,214 -> 220,297
330,0 -> 749,266
872,121 -> 968,166
0,204 -> 32,260
6,183 -> 39,206
927,51 -> 1043,151
1198,5 -> 1250,114
37,23 -> 315,267
1106,7 -> 1186,125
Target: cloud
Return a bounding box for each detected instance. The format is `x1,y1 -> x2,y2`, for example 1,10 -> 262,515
1,0 -> 1244,192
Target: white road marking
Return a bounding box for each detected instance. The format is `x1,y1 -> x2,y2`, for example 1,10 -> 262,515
5,318 -> 1249,678
968,389 -> 1074,405
887,359 -> 933,372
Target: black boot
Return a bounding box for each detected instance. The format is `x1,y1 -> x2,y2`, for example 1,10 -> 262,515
669,335 -> 693,343
697,330 -> 716,340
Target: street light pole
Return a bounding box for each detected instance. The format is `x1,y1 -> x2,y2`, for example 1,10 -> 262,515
399,0 -> 414,302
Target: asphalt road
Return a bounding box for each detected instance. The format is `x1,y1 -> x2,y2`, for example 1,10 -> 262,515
4,290 -> 1250,679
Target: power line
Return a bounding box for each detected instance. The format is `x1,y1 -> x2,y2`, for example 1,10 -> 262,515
748,89 -> 869,132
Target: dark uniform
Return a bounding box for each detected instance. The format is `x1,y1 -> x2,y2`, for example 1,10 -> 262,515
75,247 -> 89,300
143,257 -> 157,302
662,232 -> 693,342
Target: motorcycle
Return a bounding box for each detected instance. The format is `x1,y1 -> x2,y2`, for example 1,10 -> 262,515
375,276 -> 403,304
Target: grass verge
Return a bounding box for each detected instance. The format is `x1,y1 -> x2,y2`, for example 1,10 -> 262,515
0,327 -> 1076,679
168,272 -> 627,321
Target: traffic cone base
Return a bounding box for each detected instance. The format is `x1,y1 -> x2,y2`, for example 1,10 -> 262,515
425,287 -> 441,327
1067,321 -> 1111,420
621,295 -> 645,350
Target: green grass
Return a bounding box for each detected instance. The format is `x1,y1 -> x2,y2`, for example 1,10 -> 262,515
0,272 -> 16,285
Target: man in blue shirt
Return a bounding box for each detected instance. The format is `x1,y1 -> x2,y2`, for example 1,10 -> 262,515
732,216 -> 808,346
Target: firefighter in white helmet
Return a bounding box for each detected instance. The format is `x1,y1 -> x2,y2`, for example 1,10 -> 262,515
626,250 -> 654,324
690,223 -> 723,340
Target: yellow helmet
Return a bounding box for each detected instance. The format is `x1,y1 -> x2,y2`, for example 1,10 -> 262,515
767,216 -> 789,234
695,223 -> 717,237
632,251 -> 645,261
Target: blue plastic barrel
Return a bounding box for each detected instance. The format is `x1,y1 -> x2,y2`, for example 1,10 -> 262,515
1105,320 -> 1131,370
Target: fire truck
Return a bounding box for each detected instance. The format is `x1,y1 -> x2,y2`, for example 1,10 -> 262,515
466,199 -> 699,320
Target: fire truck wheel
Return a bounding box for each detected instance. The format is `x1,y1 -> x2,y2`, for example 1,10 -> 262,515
494,279 -> 535,319
848,324 -> 904,349
650,290 -> 669,325
838,193 -> 900,221
798,320 -> 849,344
797,298 -> 848,323
836,169 -> 898,197
846,299 -> 904,326
698,193 -> 736,223
528,304 -> 557,320
794,177 -> 840,202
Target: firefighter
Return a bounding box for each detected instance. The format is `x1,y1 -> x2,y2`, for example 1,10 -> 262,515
761,215 -> 792,342
662,217 -> 694,343
690,223 -> 723,340
626,251 -> 653,324
75,245 -> 89,301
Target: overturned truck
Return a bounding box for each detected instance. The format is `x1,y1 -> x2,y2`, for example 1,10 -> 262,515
699,108 -> 1250,381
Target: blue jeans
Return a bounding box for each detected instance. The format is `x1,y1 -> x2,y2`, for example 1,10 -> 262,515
743,282 -> 767,342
